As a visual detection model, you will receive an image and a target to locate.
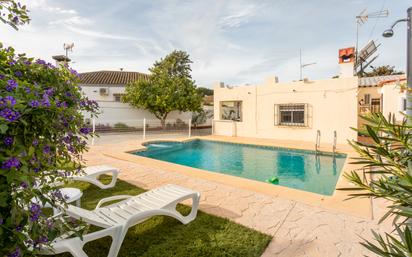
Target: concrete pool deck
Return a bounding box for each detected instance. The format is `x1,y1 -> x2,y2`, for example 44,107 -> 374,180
84,134 -> 391,257
104,135 -> 372,219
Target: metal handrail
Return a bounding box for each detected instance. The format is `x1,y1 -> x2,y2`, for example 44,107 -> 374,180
333,130 -> 337,155
315,130 -> 321,153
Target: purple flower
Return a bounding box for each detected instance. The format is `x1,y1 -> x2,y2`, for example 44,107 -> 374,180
8,60 -> 17,66
43,145 -> 51,154
0,96 -> 16,107
6,79 -> 17,91
32,139 -> 39,146
24,87 -> 31,93
14,71 -> 22,77
63,135 -> 71,144
7,247 -> 21,257
69,68 -> 79,76
0,218 -> 3,225
0,74 -> 4,80
37,236 -> 49,244
24,60 -> 31,65
15,225 -> 22,232
4,136 -> 13,146
68,145 -> 75,153
12,16 -> 19,24
30,203 -> 42,221
20,182 -> 28,189
41,95 -> 51,107
56,101 -> 67,108
0,108 -> 20,122
2,157 -> 21,170
80,127 -> 91,135
29,100 -> 39,108
52,189 -> 64,200
35,59 -> 46,65
45,88 -> 54,96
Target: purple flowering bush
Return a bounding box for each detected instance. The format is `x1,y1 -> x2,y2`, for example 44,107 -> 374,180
0,44 -> 99,256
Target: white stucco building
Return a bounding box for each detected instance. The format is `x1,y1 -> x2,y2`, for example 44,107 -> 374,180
212,47 -> 406,145
79,70 -> 192,128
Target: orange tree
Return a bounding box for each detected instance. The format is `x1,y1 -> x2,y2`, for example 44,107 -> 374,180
123,50 -> 202,128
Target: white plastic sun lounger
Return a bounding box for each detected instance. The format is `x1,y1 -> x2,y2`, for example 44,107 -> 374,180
45,184 -> 200,257
70,165 -> 119,189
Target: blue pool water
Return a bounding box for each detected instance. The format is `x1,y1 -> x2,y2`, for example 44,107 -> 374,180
134,140 -> 347,195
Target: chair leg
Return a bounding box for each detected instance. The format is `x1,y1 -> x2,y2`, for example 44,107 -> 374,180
107,227 -> 127,257
163,193 -> 200,224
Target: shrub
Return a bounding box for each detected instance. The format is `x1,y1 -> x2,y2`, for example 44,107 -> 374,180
342,113 -> 412,256
113,122 -> 129,129
175,118 -> 186,128
0,44 -> 99,256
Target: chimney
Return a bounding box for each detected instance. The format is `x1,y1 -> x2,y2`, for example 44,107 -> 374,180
264,76 -> 279,85
338,47 -> 355,78
52,55 -> 71,67
213,82 -> 225,89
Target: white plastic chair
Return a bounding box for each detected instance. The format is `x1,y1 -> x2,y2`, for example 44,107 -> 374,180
70,165 -> 119,189
45,184 -> 200,257
41,225 -> 123,257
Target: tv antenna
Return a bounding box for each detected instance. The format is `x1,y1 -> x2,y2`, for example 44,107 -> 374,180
63,43 -> 75,58
299,49 -> 316,81
355,8 -> 388,70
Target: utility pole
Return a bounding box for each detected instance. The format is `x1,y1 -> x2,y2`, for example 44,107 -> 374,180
382,7 -> 412,174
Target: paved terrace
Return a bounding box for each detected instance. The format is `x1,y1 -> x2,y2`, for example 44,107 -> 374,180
84,134 -> 392,257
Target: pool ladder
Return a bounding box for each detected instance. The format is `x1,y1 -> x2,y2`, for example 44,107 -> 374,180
315,130 -> 321,153
333,131 -> 337,156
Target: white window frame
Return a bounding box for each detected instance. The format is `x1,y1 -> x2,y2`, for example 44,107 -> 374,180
113,93 -> 124,102
220,101 -> 242,122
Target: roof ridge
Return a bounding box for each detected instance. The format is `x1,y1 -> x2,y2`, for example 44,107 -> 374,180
79,70 -> 149,85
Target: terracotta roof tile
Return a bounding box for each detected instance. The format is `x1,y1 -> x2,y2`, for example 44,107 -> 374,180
79,70 -> 149,85
358,74 -> 405,87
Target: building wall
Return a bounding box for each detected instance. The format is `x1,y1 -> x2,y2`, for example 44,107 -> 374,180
81,84 -> 192,126
357,87 -> 381,129
381,82 -> 406,120
213,77 -> 358,144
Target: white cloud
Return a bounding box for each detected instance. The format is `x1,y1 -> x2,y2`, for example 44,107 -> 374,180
1,0 -> 409,87
49,16 -> 92,26
218,3 -> 262,29
22,0 -> 77,14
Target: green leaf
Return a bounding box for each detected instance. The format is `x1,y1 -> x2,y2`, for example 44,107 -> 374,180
0,124 -> 8,133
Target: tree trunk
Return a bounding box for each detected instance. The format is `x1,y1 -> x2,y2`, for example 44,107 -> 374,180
161,118 -> 166,130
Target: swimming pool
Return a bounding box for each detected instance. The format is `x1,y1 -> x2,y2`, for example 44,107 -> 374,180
134,139 -> 347,196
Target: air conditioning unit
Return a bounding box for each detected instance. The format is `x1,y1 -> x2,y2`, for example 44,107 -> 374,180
99,87 -> 109,95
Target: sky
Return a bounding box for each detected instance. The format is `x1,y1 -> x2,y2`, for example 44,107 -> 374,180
0,0 -> 410,87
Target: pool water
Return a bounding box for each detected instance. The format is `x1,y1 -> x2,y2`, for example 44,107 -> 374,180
134,140 -> 347,196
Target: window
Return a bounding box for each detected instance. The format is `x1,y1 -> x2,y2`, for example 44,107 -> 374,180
221,101 -> 242,121
275,104 -> 307,126
364,94 -> 371,105
113,93 -> 124,102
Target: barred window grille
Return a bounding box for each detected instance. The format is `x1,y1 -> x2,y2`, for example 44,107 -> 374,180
113,93 -> 125,102
274,103 -> 308,127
